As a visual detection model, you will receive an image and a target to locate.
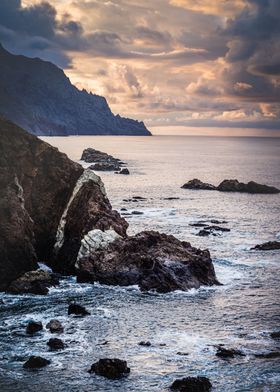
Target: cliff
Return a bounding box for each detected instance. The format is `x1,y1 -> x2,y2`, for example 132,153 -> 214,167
0,44 -> 151,136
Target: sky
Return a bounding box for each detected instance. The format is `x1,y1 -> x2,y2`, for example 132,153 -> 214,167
0,0 -> 280,135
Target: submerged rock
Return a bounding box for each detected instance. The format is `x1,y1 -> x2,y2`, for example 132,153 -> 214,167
23,356 -> 50,369
181,179 -> 216,191
0,118 -> 128,290
251,241 -> 280,251
7,270 -> 59,295
88,358 -> 130,379
26,321 -> 43,335
76,230 -> 220,293
89,163 -> 120,172
68,302 -> 90,316
46,319 -> 64,333
47,338 -> 64,350
217,179 -> 279,194
170,376 -> 212,391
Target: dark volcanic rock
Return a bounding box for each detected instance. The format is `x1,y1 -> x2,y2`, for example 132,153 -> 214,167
0,44 -> 151,136
89,163 -> 120,172
0,117 -> 128,290
26,321 -> 43,334
7,270 -> 59,295
23,356 -> 50,369
46,319 -> 64,333
76,230 -> 220,293
170,376 -> 212,391
251,241 -> 280,251
47,338 -> 64,350
217,179 -> 279,194
68,303 -> 90,316
119,168 -> 130,175
181,179 -> 216,191
216,346 -> 245,358
89,358 -> 130,379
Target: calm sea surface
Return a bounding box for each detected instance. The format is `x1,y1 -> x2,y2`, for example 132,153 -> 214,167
0,135 -> 280,391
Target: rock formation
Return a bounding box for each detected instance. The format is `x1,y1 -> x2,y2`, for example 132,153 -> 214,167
0,44 -> 151,136
0,117 -> 127,290
88,358 -> 130,379
251,241 -> 280,250
181,178 -> 279,194
76,230 -> 220,293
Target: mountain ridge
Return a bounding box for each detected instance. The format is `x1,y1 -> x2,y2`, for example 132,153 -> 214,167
0,44 -> 151,136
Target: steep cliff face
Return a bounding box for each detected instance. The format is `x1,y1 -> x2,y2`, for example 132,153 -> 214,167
0,44 -> 151,136
0,117 -> 128,290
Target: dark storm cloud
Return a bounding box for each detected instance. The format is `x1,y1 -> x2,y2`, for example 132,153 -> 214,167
0,0 -> 84,67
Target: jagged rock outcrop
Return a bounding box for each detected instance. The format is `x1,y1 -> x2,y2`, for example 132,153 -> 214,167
0,117 -> 128,290
181,178 -> 279,194
76,230 -> 220,293
0,44 -> 151,136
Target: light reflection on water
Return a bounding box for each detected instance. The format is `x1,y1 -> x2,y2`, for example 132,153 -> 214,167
1,135 -> 280,391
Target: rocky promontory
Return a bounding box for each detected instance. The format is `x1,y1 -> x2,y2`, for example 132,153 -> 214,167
181,178 -> 279,194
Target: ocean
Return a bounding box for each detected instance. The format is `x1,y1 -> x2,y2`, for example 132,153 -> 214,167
0,135 -> 279,391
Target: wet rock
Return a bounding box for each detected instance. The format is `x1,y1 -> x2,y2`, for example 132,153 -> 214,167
23,356 -> 50,369
132,196 -> 147,200
0,118 -> 127,290
118,168 -> 130,175
270,331 -> 280,339
89,163 -> 120,172
76,230 -> 220,293
190,222 -> 207,228
81,148 -> 123,166
251,241 -> 280,251
76,270 -> 95,283
163,197 -> 180,200
26,321 -> 43,335
216,346 -> 245,358
88,358 -> 130,379
170,376 -> 212,391
120,208 -> 127,211
68,302 -> 90,316
210,220 -> 228,224
207,225 -> 230,232
46,319 -> 64,333
255,351 -> 280,359
181,179 -> 216,191
138,341 -> 151,347
217,179 -> 279,194
197,229 -> 211,237
176,352 -> 189,356
7,270 -> 59,295
47,338 -> 64,350
131,211 -> 144,215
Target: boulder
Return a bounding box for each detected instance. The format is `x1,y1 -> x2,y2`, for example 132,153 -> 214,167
46,319 -> 64,333
216,346 -> 245,358
255,351 -> 280,359
88,358 -> 130,379
23,356 -> 50,369
138,341 -> 151,347
7,270 -> 59,295
76,230 -> 220,293
271,331 -> 280,339
119,168 -> 130,175
0,118 -> 128,290
251,241 -> 280,251
68,302 -> 90,316
47,338 -> 64,350
181,179 -> 216,190
170,376 -> 212,391
26,321 -> 43,334
217,179 -> 279,194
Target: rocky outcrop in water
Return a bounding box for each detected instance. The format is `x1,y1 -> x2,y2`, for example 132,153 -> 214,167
181,178 -> 279,194
88,358 -> 130,379
0,44 -> 151,136
23,356 -> 50,369
26,321 -> 43,335
251,241 -> 280,250
170,376 -> 212,391
76,230 -> 220,293
7,270 -> 59,295
181,179 -> 216,190
46,320 -> 64,333
0,117 -> 127,290
81,147 -> 130,174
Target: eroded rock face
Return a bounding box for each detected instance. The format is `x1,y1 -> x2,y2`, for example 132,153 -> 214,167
0,117 -> 127,290
181,179 -> 216,190
7,270 -> 59,295
76,230 -> 219,293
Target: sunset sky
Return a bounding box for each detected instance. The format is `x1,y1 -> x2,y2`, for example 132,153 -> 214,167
1,0 -> 280,134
